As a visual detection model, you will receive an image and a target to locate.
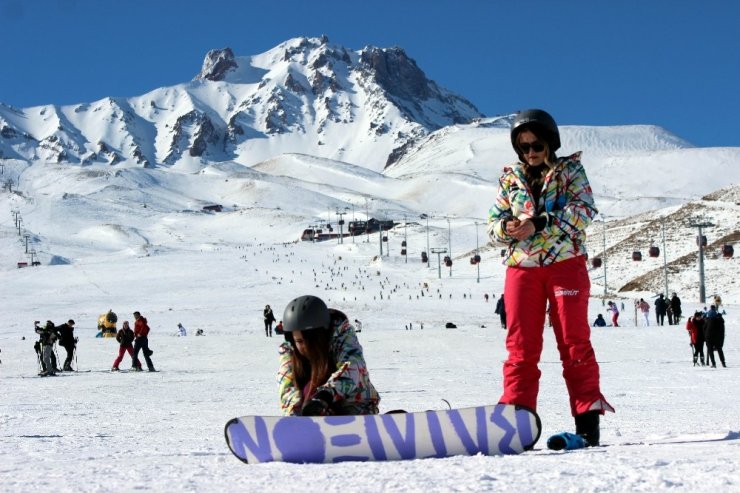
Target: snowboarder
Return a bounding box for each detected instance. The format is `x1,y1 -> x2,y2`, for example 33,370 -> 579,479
277,295 -> 379,416
56,319 -> 77,371
487,109 -> 613,450
35,320 -> 59,376
592,314 -> 606,327
685,312 -> 705,366
177,323 -> 187,337
264,305 -> 276,337
112,321 -> 138,371
132,311 -> 155,372
704,309 -> 726,368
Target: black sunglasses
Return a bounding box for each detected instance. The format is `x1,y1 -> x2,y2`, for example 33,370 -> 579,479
519,141 -> 546,154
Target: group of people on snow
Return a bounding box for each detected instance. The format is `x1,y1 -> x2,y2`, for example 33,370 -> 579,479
592,292 -> 686,329
31,311 -> 156,375
33,319 -> 76,376
654,293 -> 683,326
110,312 -> 155,372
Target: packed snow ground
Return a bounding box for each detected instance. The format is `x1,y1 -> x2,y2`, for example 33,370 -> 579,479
1,237 -> 737,492
1,115 -> 738,491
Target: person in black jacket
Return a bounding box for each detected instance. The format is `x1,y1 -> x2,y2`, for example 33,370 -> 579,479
494,294 -> 507,329
112,321 -> 138,371
56,319 -> 77,371
654,294 -> 667,326
35,320 -> 59,376
669,293 -> 682,325
704,310 -> 726,368
264,305 -> 277,337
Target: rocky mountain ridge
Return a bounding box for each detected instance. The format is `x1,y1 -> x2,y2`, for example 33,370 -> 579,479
0,36 -> 482,172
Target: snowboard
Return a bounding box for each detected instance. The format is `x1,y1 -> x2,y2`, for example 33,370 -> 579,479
225,403 -> 541,464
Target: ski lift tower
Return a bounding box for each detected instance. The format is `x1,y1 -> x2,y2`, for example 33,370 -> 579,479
689,220 -> 715,303
335,209 -> 346,244
446,217 -> 452,277
420,213 -> 431,268
430,247 -> 447,280
474,221 -> 481,283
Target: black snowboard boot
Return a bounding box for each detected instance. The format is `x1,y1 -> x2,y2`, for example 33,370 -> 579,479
575,411 -> 600,447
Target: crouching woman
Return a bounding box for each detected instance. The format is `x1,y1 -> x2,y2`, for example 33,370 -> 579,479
277,295 -> 380,416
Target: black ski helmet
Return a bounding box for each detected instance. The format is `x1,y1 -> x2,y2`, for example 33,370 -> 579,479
282,295 -> 331,333
510,109 -> 561,161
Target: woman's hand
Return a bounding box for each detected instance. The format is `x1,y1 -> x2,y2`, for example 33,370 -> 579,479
506,218 -> 536,241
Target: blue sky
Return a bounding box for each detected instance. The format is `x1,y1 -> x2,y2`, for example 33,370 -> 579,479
1,0 -> 738,147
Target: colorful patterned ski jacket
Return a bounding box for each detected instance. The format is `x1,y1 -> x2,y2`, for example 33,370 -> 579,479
487,152 -> 597,268
277,311 -> 380,416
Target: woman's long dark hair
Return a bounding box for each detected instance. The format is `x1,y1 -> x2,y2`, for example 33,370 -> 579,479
291,327 -> 334,399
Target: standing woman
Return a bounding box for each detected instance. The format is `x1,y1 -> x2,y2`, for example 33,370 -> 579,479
277,295 -> 379,416
111,321 -> 138,371
487,109 -> 613,449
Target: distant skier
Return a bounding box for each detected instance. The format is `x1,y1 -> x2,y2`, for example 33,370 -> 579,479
669,293 -> 682,324
35,321 -> 59,376
277,295 -> 379,416
264,305 -> 276,337
638,298 -> 650,326
177,323 -> 187,337
654,294 -> 667,326
494,294 -> 507,329
132,311 -> 155,372
685,312 -> 705,366
111,321 -> 138,371
56,319 -> 77,371
704,307 -> 726,368
607,301 -> 619,327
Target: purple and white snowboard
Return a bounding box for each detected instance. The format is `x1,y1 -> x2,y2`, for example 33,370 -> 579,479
225,403 -> 541,463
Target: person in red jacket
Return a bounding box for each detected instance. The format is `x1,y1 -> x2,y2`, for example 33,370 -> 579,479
685,312 -> 705,366
132,311 -> 155,372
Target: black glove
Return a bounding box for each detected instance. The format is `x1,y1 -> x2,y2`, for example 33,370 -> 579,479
301,390 -> 333,417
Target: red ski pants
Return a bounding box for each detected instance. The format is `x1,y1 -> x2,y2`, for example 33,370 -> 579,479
112,344 -> 139,369
500,256 -> 608,416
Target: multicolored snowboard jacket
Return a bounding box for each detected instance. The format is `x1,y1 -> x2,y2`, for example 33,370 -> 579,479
277,311 -> 380,416
487,152 -> 597,268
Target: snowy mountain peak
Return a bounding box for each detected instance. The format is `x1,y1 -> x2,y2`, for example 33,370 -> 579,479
0,37 -> 483,171
195,47 -> 238,81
